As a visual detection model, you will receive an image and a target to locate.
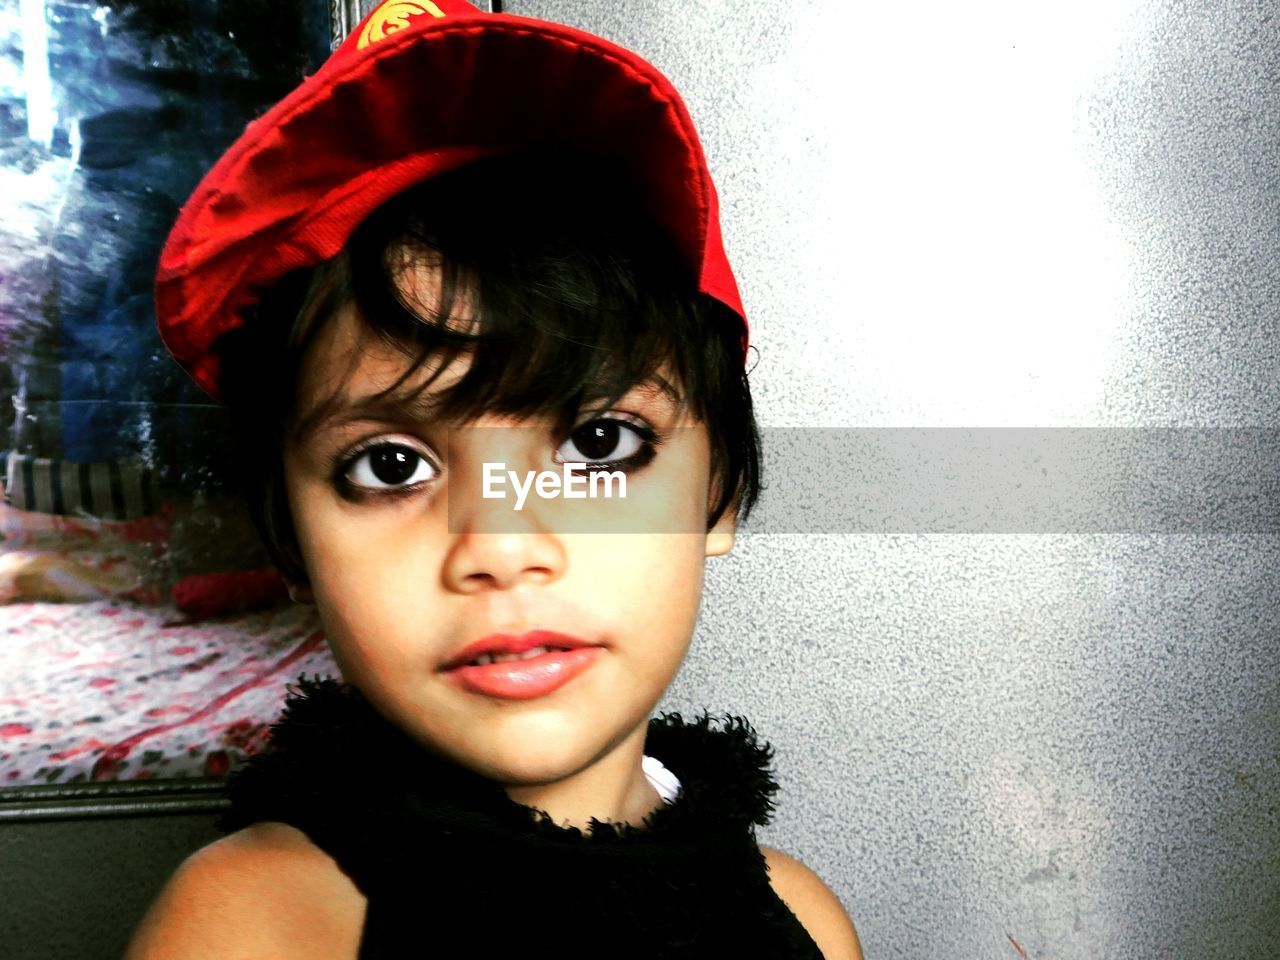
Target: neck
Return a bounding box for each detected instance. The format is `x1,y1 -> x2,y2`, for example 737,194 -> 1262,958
500,723 -> 665,832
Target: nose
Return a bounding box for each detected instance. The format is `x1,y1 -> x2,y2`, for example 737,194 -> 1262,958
440,423 -> 568,593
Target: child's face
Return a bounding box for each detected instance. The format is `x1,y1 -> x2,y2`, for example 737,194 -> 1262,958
281,277 -> 736,790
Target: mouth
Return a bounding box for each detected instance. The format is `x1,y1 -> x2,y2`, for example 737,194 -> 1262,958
439,630 -> 605,700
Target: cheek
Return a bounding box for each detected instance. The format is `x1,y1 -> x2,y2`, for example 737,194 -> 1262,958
572,534 -> 707,644
290,478 -> 432,589
312,580 -> 433,696
287,495 -> 436,669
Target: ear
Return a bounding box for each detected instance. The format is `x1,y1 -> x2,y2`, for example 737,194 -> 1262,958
704,503 -> 738,558
285,576 -> 316,605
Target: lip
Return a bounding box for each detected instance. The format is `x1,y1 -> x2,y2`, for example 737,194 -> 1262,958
439,630 -> 605,701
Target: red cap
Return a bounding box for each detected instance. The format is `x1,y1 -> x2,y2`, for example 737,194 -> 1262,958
155,0 -> 748,402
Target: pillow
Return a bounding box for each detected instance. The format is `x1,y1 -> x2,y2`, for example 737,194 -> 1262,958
0,492 -> 174,604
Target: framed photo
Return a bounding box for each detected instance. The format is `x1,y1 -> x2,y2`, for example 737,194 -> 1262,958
0,0 -> 343,815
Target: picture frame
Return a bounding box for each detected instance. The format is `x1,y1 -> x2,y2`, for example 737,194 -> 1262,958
0,0 -> 340,818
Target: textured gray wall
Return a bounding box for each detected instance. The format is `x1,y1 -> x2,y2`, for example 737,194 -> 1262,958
0,812 -> 223,960
509,2 -> 1280,957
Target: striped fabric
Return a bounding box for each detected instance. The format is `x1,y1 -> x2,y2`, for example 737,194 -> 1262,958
1,450 -> 158,520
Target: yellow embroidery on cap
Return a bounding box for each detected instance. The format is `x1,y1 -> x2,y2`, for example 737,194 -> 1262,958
357,1 -> 446,49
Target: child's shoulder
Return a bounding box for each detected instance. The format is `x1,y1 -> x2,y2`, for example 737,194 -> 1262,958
125,822 -> 366,960
759,845 -> 865,960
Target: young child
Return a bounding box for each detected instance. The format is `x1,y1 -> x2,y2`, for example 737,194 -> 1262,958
128,2 -> 862,957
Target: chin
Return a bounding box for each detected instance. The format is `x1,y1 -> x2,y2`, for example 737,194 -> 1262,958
478,720 -> 623,783
467,746 -> 589,788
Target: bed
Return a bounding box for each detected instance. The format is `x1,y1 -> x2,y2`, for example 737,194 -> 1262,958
0,596 -> 335,786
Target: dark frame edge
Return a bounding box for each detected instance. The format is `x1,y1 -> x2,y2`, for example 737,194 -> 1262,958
329,0 -> 357,50
0,779 -> 230,822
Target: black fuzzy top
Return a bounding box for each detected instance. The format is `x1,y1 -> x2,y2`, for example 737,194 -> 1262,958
219,676 -> 826,959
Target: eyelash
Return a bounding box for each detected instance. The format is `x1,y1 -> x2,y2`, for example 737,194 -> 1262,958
329,414 -> 665,503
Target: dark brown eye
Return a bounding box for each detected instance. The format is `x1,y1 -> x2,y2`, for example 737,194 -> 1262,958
556,418 -> 647,465
344,443 -> 438,490
574,421 -> 625,461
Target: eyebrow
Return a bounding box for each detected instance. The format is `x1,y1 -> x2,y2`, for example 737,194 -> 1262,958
292,390 -> 441,444
292,373 -> 683,444
583,373 -> 683,410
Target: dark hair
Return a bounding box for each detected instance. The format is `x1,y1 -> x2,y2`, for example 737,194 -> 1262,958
216,153 -> 761,586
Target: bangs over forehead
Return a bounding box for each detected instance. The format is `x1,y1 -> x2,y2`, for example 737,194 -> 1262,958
286,154 -> 708,442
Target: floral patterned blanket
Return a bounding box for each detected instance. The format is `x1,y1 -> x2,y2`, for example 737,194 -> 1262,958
0,599 -> 338,786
